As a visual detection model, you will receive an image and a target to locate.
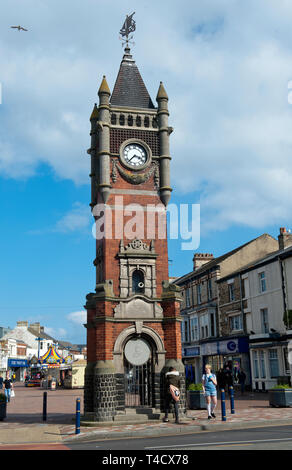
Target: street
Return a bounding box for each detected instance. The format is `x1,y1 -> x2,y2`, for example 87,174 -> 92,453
66,424 -> 292,450
1,384 -> 292,451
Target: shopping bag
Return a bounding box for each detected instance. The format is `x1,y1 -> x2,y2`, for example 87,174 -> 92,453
11,389 -> 15,398
169,384 -> 180,402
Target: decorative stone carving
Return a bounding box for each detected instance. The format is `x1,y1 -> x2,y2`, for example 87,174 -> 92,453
95,279 -> 114,298
114,297 -> 163,319
118,239 -> 158,297
113,160 -> 158,185
126,239 -> 148,251
111,159 -> 118,183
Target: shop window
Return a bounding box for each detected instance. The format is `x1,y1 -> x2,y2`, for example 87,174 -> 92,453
269,349 -> 279,378
259,350 -> 266,378
253,351 -> 259,379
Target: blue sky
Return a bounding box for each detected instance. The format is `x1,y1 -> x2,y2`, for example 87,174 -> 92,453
1,0 -> 292,344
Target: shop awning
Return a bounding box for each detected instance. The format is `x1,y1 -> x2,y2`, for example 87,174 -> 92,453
8,359 -> 28,367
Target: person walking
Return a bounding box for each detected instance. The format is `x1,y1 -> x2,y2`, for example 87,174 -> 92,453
3,373 -> 13,403
238,369 -> 246,395
202,364 -> 217,419
163,367 -> 181,424
216,368 -> 226,393
224,366 -> 233,395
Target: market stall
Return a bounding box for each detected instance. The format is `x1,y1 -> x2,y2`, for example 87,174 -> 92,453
39,345 -> 65,389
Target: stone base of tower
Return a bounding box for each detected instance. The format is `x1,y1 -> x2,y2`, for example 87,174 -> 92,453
83,283 -> 186,423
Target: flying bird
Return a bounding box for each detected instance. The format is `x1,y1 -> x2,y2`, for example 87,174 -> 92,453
11,26 -> 28,31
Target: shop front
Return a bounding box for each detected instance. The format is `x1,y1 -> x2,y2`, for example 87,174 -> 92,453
200,336 -> 251,387
183,346 -> 201,385
7,358 -> 28,382
249,337 -> 292,391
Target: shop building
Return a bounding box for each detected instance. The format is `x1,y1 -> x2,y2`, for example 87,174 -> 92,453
218,228 -> 292,391
176,233 -> 279,384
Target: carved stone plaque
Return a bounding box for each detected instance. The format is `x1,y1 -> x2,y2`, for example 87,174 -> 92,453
124,338 -> 151,366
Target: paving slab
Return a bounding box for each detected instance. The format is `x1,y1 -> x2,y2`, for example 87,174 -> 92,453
1,383 -> 292,446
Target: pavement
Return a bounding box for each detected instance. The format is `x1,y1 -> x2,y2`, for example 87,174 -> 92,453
1,383 -> 292,448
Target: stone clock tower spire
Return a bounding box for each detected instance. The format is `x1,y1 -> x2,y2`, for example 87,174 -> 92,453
84,17 -> 184,423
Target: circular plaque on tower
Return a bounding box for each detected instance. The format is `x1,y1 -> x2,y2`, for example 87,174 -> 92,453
124,338 -> 151,366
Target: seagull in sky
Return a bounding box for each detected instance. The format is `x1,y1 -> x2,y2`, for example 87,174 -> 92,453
11,25 -> 28,31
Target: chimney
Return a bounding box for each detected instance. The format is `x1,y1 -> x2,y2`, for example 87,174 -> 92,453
29,322 -> 41,334
278,227 -> 292,250
193,253 -> 214,271
17,321 -> 28,328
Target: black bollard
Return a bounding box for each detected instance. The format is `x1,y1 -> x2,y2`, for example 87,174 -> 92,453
230,386 -> 235,414
76,398 -> 81,434
43,391 -> 47,422
220,389 -> 226,421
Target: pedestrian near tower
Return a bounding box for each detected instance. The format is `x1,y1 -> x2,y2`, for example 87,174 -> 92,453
202,364 -> 217,419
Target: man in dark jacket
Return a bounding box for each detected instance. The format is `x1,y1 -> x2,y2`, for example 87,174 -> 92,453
163,367 -> 181,424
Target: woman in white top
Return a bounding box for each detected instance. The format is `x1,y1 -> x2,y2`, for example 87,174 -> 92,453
202,364 -> 217,420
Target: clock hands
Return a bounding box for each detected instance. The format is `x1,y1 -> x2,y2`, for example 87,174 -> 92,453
123,144 -> 147,167
129,154 -> 143,163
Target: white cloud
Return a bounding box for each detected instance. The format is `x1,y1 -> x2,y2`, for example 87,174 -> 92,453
53,202 -> 91,233
1,0 -> 292,231
45,326 -> 67,339
67,311 -> 86,326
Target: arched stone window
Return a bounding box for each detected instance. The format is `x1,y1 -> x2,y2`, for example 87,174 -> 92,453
152,117 -> 158,129
144,116 -> 150,128
119,114 -> 125,125
136,115 -> 141,127
111,114 -> 117,125
128,115 -> 133,126
132,270 -> 145,294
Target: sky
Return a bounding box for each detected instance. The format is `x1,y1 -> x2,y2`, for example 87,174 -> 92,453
1,0 -> 292,344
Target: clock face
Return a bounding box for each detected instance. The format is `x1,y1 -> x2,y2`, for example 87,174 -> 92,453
123,143 -> 147,168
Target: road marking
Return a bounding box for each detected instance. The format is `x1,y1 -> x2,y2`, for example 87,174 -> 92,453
145,437 -> 292,449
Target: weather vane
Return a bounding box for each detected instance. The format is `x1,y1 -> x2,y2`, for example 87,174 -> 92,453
119,12 -> 136,48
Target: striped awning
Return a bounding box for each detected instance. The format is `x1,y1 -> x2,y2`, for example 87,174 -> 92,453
40,345 -> 65,366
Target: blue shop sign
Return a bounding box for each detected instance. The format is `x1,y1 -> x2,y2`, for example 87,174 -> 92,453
184,347 -> 200,357
201,337 -> 249,356
8,359 -> 28,367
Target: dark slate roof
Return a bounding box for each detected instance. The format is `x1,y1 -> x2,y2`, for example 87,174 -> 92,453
110,48 -> 155,109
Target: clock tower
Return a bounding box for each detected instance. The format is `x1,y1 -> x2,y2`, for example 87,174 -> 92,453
84,28 -> 184,422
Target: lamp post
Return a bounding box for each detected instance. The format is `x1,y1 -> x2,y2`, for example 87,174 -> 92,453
35,337 -> 44,362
